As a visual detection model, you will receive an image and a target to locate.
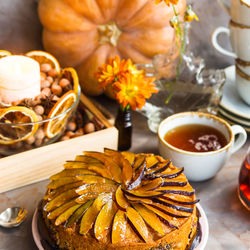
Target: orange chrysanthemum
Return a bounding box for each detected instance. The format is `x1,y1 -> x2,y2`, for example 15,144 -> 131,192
95,57 -> 144,89
95,56 -> 125,88
113,73 -> 158,110
95,56 -> 158,110
155,0 -> 179,6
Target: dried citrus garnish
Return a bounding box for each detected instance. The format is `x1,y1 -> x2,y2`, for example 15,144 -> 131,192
45,90 -> 77,138
25,50 -> 60,74
0,50 -> 12,58
0,106 -> 39,144
61,67 -> 79,94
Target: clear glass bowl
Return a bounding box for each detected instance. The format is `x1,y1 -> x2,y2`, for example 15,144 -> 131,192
0,85 -> 81,156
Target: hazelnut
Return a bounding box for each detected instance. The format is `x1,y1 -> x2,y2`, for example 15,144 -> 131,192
48,68 -> 58,78
41,87 -> 51,97
26,136 -> 35,145
59,78 -> 70,89
46,76 -> 54,84
67,121 -> 77,131
35,128 -> 45,140
41,63 -> 52,73
84,123 -> 95,134
34,138 -> 43,147
40,72 -> 46,81
41,80 -> 50,89
51,83 -> 62,96
36,115 -> 43,122
34,105 -> 44,115
60,135 -> 70,141
75,128 -> 84,136
66,131 -> 75,138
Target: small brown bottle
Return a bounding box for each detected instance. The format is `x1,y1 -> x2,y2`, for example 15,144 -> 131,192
115,107 -> 132,151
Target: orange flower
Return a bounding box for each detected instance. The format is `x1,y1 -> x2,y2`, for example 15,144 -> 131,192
95,56 -> 125,88
155,0 -> 179,6
113,73 -> 158,110
113,74 -> 145,110
95,56 -> 143,89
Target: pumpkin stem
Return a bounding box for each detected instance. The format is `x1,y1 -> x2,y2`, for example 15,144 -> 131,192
97,22 -> 122,47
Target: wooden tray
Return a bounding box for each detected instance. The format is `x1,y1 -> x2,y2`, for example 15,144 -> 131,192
0,94 -> 118,194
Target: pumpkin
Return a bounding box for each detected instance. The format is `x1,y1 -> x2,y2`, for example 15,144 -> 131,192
38,0 -> 186,96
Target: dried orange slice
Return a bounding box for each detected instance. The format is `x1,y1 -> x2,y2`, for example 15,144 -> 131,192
0,106 -> 38,144
25,50 -> 60,74
0,50 -> 11,58
62,67 -> 79,94
45,90 -> 77,138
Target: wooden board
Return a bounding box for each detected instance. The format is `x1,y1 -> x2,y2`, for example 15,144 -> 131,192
0,127 -> 118,193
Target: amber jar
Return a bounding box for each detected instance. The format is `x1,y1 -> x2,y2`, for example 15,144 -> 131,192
115,106 -> 132,151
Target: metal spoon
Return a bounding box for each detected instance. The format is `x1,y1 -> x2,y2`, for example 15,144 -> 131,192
0,207 -> 27,228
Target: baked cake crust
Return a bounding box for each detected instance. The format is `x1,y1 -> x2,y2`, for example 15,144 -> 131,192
41,149 -> 199,250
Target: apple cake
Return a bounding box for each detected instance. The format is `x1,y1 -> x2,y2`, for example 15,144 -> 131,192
41,149 -> 200,250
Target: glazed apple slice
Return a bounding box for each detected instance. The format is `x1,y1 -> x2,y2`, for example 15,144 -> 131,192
104,149 -> 133,186
132,155 -> 146,171
161,175 -> 188,187
44,189 -> 78,212
140,177 -> 163,191
145,168 -> 184,180
94,199 -> 118,242
143,204 -> 179,229
47,177 -> 79,189
64,161 -> 104,169
115,186 -> 129,210
74,155 -> 101,164
65,200 -> 94,228
50,169 -> 97,180
84,151 -> 122,183
55,203 -> 81,226
123,189 -> 163,199
45,181 -> 83,201
153,198 -> 194,213
145,160 -> 171,177
146,203 -> 188,218
76,183 -> 117,195
75,192 -> 100,204
125,195 -> 153,205
112,210 -> 127,244
47,200 -> 77,219
80,193 -> 112,235
160,196 -> 199,205
145,155 -> 159,170
127,160 -> 146,190
76,175 -> 115,184
157,185 -> 195,196
132,203 -> 167,235
121,151 -> 135,165
126,206 -> 151,243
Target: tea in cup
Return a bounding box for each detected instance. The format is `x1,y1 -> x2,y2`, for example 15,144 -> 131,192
158,112 -> 247,181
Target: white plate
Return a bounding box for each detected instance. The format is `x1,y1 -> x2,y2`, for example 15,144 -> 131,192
32,204 -> 209,250
220,66 -> 250,120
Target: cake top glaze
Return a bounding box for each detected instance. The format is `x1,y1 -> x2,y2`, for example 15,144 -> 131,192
43,148 -> 199,245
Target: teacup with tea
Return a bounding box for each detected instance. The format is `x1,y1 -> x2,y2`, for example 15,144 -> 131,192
158,112 -> 247,181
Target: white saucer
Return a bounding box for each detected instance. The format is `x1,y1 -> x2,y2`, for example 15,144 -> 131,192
32,204 -> 209,250
219,66 -> 250,120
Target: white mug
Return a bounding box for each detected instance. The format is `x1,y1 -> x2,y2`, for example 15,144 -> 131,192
211,21 -> 250,62
158,112 -> 247,182
217,0 -> 250,26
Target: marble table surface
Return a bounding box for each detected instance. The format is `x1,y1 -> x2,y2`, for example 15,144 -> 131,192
0,105 -> 249,250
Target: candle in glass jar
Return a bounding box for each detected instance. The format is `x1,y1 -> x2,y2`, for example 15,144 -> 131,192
0,55 -> 41,104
